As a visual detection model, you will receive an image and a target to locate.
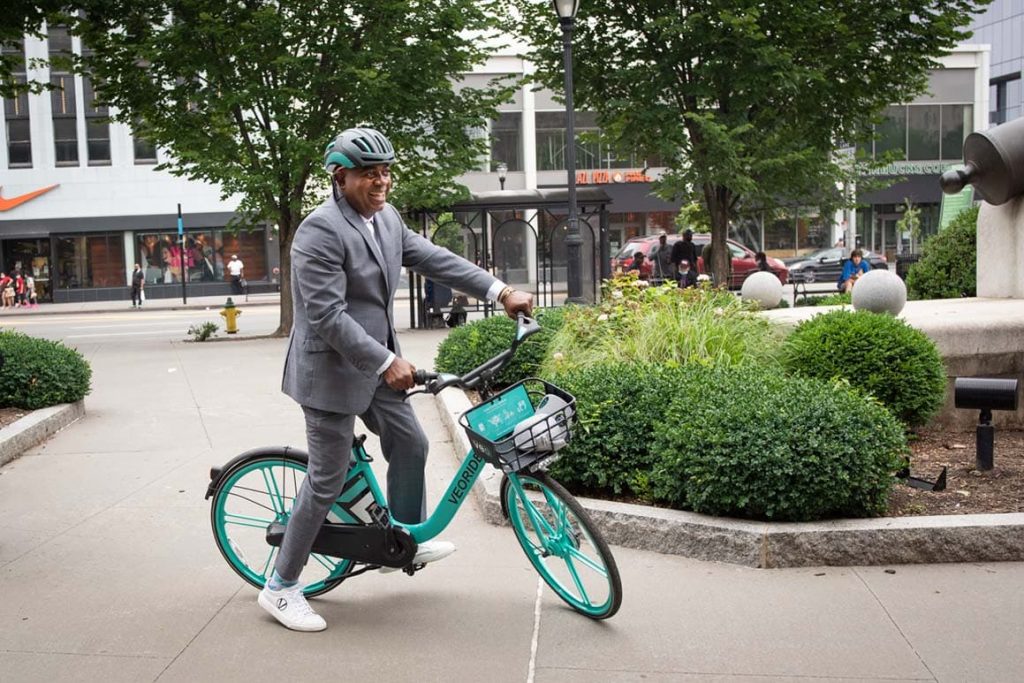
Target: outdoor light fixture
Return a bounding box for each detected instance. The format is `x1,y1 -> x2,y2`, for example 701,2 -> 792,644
552,0 -> 584,304
496,161 -> 508,190
954,377 -> 1019,471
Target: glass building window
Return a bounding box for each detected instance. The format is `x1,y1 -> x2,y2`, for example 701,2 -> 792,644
56,234 -> 125,288
875,106 -> 907,158
133,119 -> 157,164
940,104 -> 971,161
535,111 -> 657,171
2,43 -> 31,167
907,105 -> 940,160
489,112 -> 521,172
83,75 -> 110,164
49,27 -> 78,165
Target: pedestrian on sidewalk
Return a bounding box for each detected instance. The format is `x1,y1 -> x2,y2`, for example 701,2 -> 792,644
131,263 -> 145,308
24,272 -> 37,308
0,272 -> 14,308
260,126 -> 533,633
227,254 -> 244,294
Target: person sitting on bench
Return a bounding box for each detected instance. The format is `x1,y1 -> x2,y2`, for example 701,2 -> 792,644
838,249 -> 870,293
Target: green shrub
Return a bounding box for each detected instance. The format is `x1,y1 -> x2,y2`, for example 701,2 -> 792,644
780,309 -> 946,427
188,321 -> 219,341
541,278 -> 784,377
434,307 -> 565,386
545,362 -> 690,498
794,292 -> 851,307
649,365 -> 907,521
0,330 -> 92,409
905,205 -> 978,300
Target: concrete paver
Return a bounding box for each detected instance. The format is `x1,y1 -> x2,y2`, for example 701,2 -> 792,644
1,322 -> 1023,682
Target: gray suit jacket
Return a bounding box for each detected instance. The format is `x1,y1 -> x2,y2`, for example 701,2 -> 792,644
282,195 -> 497,414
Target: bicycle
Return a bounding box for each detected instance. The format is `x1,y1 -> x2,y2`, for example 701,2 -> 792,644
205,314 -> 622,619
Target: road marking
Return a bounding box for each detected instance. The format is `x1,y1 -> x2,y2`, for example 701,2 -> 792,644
65,330 -> 194,339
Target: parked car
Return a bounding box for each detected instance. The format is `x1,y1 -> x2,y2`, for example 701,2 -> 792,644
611,234 -> 789,288
783,248 -> 888,284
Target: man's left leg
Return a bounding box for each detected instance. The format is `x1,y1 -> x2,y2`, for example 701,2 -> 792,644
361,382 -> 456,567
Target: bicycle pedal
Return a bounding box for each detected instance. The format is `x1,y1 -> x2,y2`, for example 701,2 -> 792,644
403,563 -> 426,576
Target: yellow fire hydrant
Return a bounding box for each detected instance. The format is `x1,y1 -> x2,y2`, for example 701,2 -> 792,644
220,297 -> 242,334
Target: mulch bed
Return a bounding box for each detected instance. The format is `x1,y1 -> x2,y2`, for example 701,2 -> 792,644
0,407 -> 28,430
890,427 -> 1024,516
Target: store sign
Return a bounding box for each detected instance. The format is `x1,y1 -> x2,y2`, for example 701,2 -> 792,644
865,162 -> 950,176
576,170 -> 652,185
0,184 -> 60,212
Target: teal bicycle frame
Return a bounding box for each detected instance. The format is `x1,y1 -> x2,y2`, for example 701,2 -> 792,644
348,439 -> 488,543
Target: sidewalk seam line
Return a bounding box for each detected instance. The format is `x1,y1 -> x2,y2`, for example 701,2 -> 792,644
852,568 -> 939,682
153,586 -> 243,682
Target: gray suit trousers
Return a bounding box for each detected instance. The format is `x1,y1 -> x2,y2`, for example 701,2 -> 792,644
274,381 -> 429,581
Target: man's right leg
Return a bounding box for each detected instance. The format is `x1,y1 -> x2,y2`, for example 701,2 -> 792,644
259,406 -> 355,631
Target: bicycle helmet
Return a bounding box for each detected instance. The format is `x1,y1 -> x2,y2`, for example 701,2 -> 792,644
324,127 -> 395,173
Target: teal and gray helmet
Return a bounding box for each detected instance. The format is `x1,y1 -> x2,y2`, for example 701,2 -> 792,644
324,127 -> 395,173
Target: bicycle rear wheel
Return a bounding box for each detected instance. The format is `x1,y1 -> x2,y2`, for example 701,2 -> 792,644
503,472 -> 622,619
209,453 -> 354,598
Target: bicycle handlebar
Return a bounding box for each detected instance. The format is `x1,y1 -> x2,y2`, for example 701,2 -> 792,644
413,313 -> 541,395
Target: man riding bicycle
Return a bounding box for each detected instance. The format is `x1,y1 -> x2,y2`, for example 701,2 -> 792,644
260,127 -> 532,631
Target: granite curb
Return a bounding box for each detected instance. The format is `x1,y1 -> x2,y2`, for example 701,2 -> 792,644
435,388 -> 1024,568
0,400 -> 86,468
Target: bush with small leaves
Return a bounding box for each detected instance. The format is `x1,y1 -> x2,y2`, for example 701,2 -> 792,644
0,330 -> 92,409
649,365 -> 908,521
433,308 -> 565,387
780,309 -> 946,427
905,205 -> 978,300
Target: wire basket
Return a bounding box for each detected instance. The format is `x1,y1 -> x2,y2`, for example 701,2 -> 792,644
459,378 -> 576,473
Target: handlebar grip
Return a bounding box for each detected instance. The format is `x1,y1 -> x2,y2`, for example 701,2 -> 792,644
413,370 -> 439,386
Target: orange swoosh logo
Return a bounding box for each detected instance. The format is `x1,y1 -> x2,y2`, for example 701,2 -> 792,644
0,184 -> 60,211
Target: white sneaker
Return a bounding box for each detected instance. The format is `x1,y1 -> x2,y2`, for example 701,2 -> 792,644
380,539 -> 456,573
258,583 -> 326,632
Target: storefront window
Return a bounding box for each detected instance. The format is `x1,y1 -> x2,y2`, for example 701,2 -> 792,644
137,231 -> 222,284
490,113 -> 522,172
56,234 -> 124,288
907,105 -> 940,160
2,239 -> 51,301
876,106 -> 907,158
218,229 -> 267,281
764,215 -> 797,256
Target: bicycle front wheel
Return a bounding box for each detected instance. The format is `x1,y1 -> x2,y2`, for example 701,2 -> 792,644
209,453 -> 353,598
503,472 -> 622,619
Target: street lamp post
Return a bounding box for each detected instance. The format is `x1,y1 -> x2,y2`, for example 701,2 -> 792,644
496,161 -> 508,190
553,0 -> 584,304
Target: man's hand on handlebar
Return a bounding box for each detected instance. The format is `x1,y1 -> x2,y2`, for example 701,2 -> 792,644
383,357 -> 417,392
502,289 -> 533,319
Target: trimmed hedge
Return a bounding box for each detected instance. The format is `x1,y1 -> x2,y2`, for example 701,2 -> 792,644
649,365 -> 907,521
0,330 -> 92,409
780,309 -> 946,427
434,307 -> 565,386
545,363 -> 680,497
905,205 -> 978,300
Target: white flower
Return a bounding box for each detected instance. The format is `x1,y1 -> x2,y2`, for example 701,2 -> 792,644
714,307 -> 724,317
597,314 -> 609,322
553,352 -> 564,361
612,289 -> 624,299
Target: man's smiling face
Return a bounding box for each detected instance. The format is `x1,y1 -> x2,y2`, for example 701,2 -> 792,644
337,164 -> 392,217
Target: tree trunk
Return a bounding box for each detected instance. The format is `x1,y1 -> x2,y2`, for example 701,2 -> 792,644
273,211 -> 298,337
703,183 -> 733,287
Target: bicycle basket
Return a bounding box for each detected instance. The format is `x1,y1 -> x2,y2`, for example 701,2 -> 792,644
459,378 -> 576,473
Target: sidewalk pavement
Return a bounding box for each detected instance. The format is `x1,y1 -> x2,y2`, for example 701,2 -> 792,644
0,322 -> 1022,681
0,292 -> 282,317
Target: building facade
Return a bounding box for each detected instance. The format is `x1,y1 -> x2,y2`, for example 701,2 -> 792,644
969,0 -> 1023,125
0,28 -> 273,304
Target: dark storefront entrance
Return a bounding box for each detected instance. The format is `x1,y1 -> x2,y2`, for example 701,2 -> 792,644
1,238 -> 53,302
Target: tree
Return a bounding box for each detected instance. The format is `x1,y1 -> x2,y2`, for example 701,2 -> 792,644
1,1 -> 75,98
515,0 -> 988,283
72,0 -> 512,334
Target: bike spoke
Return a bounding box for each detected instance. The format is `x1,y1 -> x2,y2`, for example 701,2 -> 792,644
259,545 -> 277,578
566,544 -> 608,576
311,553 -> 337,572
563,555 -> 591,604
222,511 -> 274,530
261,468 -> 286,516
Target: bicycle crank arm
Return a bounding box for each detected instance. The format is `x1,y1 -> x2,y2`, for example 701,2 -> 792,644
265,522 -> 417,568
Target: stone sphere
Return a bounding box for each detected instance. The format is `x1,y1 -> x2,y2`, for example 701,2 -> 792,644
852,269 -> 907,315
740,271 -> 783,309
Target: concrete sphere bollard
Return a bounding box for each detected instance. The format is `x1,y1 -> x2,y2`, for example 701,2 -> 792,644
852,269 -> 907,315
740,271 -> 783,309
